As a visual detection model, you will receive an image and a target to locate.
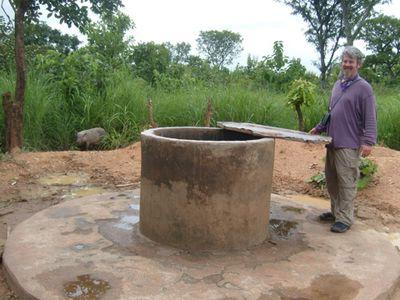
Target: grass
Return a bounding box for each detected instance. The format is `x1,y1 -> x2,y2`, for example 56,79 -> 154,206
1,69 -> 400,152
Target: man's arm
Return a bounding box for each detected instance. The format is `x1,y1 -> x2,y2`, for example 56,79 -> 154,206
360,92 -> 377,156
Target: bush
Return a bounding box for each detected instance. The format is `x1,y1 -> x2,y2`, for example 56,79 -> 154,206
308,158 -> 378,191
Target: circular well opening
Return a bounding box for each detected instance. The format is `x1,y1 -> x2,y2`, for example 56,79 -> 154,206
150,127 -> 262,141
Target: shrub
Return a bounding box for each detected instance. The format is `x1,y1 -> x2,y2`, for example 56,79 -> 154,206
308,158 -> 378,191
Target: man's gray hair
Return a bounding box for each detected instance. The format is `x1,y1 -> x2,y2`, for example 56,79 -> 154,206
341,46 -> 364,64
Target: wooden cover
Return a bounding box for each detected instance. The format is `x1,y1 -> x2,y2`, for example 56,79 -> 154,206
217,122 -> 332,144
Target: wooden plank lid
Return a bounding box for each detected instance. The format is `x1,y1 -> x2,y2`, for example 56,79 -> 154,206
217,122 -> 331,144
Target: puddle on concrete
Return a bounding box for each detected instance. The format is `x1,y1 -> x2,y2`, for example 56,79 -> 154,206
39,173 -> 88,186
114,215 -> 139,230
269,219 -> 298,239
73,244 -> 88,251
282,206 -> 305,214
129,204 -> 140,210
63,274 -> 110,299
286,194 -> 329,209
70,187 -> 108,198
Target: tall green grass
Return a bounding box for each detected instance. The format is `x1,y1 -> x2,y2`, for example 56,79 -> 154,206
1,69 -> 399,152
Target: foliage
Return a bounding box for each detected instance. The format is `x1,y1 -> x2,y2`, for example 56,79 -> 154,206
278,0 -> 389,86
241,41 -> 314,91
361,15 -> 400,84
25,22 -> 80,54
14,0 -> 123,29
131,42 -> 171,84
375,87 -> 400,149
85,12 -> 134,69
308,158 -> 378,190
307,172 -> 327,189
278,0 -> 342,86
196,30 -> 243,69
0,16 -> 14,70
34,49 -> 104,100
358,158 -> 378,189
287,79 -> 316,131
165,42 -> 192,64
1,63 -> 400,153
340,0 -> 390,46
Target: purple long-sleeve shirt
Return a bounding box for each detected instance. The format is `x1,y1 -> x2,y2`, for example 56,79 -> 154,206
315,75 -> 377,149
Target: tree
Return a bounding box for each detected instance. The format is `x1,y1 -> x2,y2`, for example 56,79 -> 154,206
165,42 -> 192,64
131,42 -> 171,84
278,0 -> 390,86
24,22 -> 80,54
287,79 -> 315,131
196,30 -> 243,69
361,15 -> 400,82
341,0 -> 390,46
278,0 -> 342,87
1,0 -> 122,153
85,12 -> 134,68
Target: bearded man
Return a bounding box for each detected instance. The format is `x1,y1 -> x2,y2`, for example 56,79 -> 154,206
310,46 -> 377,233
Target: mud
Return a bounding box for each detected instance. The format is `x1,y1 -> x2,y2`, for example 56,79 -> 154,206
63,274 -> 111,299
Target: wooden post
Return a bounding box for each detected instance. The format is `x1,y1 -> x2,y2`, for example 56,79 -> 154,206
147,98 -> 158,128
2,92 -> 23,153
204,97 -> 213,127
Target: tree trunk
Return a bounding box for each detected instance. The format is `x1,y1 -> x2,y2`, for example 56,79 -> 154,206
2,92 -> 23,153
295,104 -> 304,132
2,0 -> 28,153
341,1 -> 353,46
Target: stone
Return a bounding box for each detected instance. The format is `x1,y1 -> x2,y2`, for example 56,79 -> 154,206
76,127 -> 107,150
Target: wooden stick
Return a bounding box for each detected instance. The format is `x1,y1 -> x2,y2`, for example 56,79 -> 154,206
147,98 -> 158,128
204,97 -> 213,127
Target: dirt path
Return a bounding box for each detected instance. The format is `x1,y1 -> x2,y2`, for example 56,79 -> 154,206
1,140 -> 399,298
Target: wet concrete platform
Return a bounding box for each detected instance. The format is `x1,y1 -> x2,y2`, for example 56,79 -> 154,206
3,190 -> 400,299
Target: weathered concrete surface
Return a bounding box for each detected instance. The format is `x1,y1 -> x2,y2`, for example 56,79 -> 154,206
3,190 -> 400,300
217,122 -> 332,144
140,127 -> 275,250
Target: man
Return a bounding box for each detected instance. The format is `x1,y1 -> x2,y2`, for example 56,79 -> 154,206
310,46 -> 377,233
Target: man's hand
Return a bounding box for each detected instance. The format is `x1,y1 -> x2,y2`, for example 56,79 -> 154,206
360,145 -> 373,157
309,128 -> 318,135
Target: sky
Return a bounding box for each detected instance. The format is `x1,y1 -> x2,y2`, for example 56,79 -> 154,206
122,0 -> 400,73
2,0 -> 400,73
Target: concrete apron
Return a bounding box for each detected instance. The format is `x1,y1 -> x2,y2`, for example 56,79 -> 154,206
3,190 -> 400,299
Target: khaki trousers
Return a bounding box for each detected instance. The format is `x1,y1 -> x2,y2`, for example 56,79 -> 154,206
325,148 -> 360,226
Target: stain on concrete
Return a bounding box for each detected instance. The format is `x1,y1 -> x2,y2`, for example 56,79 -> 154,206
62,218 -> 94,235
282,206 -> 305,214
203,273 -> 224,284
269,219 -> 298,240
180,273 -> 200,284
63,274 -> 110,299
62,227 -> 93,236
180,272 -> 224,286
273,274 -> 362,300
307,274 -> 362,299
47,206 -> 86,219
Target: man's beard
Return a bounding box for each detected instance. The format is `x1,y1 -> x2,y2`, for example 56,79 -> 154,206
342,68 -> 353,79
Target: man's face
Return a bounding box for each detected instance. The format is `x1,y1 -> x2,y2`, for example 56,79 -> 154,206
341,55 -> 361,79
